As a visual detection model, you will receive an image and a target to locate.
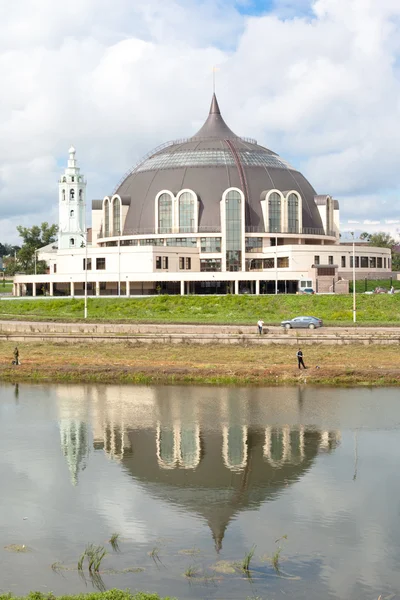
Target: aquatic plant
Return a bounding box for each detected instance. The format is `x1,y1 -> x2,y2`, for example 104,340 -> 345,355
241,545 -> 256,572
272,534 -> 287,573
184,565 -> 198,578
77,544 -> 107,573
109,533 -> 120,552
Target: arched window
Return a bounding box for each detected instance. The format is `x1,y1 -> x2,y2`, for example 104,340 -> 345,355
70,209 -> 74,217
268,192 -> 281,232
158,193 -> 172,233
287,193 -> 299,233
70,238 -> 75,247
179,192 -> 195,233
71,176 -> 74,182
157,426 -> 176,469
179,426 -> 200,469
225,189 -> 242,272
79,189 -> 83,201
62,189 -> 66,201
104,199 -> 110,237
70,189 -> 75,200
113,199 -> 121,235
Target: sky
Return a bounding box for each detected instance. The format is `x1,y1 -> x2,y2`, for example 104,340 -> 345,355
0,0 -> 400,244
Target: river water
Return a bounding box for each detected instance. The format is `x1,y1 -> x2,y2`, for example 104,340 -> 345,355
0,383 -> 400,600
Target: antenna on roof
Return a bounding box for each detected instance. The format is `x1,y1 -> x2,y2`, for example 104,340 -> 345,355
212,66 -> 220,94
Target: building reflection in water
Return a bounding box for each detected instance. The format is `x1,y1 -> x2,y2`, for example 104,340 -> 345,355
56,385 -> 341,548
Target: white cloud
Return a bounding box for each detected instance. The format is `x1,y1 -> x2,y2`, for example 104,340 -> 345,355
0,0 -> 400,242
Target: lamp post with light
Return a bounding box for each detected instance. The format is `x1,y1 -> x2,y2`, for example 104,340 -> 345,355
351,232 -> 356,323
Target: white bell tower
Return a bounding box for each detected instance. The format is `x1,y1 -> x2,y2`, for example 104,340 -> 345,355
58,146 -> 86,250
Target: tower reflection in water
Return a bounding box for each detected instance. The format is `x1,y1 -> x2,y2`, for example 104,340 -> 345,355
57,385 -> 340,550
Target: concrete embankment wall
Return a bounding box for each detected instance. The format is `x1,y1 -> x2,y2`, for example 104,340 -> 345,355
1,321 -> 400,345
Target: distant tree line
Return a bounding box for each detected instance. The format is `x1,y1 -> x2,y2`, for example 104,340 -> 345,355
360,231 -> 400,271
2,222 -> 58,275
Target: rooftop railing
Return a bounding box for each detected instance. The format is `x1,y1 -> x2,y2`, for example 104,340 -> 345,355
97,226 -> 336,239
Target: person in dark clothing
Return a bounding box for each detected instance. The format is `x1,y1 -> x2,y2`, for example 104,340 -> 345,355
297,348 -> 306,369
13,347 -> 19,366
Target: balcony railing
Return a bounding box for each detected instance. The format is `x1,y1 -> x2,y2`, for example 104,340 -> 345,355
97,226 -> 336,239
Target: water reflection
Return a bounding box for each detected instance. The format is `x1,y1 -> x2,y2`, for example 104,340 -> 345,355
57,386 -> 340,550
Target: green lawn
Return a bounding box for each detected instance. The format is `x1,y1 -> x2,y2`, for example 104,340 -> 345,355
349,278 -> 399,293
0,280 -> 13,293
1,294 -> 400,325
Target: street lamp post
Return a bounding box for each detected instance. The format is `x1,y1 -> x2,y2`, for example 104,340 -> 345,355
352,232 -> 356,323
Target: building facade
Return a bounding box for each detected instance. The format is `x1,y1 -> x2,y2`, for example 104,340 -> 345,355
14,94 -> 391,297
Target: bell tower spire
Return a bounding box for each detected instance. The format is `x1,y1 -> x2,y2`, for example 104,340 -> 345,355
58,146 -> 87,250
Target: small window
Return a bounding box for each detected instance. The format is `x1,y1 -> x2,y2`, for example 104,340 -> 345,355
341,256 -> 346,268
318,267 -> 335,276
83,258 -> 92,271
70,210 -> 74,217
62,177 -> 66,183
53,264 -> 57,273
377,257 -> 382,268
72,176 -> 74,182
263,258 -> 274,269
162,256 -> 168,269
70,189 -> 75,200
355,256 -> 359,268
328,255 -> 333,265
62,189 -> 66,201
96,257 -> 106,270
79,189 -> 83,201
314,255 -> 320,265
156,256 -> 162,269
277,257 -> 289,268
185,257 -> 191,270
70,238 -> 75,247
179,257 -> 184,270
384,257 -> 387,268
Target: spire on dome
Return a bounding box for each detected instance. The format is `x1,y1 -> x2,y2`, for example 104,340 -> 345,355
209,93 -> 221,115
191,93 -> 239,140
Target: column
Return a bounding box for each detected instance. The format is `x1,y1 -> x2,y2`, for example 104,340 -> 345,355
32,282 -> 37,297
95,281 -> 100,297
255,280 -> 260,295
180,280 -> 185,296
234,280 -> 239,295
70,281 -> 75,297
126,280 -> 130,297
49,281 -> 54,296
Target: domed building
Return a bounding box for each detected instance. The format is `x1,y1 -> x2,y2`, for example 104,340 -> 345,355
14,94 -> 391,297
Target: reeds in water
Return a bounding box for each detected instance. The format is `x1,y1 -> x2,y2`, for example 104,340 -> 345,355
77,543 -> 107,573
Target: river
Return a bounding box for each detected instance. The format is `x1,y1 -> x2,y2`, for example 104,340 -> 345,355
0,383 -> 399,599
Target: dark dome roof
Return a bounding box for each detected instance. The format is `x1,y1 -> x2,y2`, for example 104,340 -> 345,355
116,94 -> 324,233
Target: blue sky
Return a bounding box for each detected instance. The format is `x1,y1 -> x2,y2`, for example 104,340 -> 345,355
0,0 -> 400,242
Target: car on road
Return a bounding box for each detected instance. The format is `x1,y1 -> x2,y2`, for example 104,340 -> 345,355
299,287 -> 315,294
281,316 -> 323,330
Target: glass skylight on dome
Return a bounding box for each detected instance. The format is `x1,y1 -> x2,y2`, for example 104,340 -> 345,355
135,150 -> 295,173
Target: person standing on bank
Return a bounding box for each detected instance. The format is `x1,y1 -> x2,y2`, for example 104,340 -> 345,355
297,348 -> 306,369
257,319 -> 264,335
13,347 -> 20,366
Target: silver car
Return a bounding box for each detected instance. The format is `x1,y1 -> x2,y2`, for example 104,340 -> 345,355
281,316 -> 323,330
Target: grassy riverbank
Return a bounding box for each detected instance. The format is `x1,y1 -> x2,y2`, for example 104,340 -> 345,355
1,294 -> 400,325
0,592 -> 174,600
1,341 -> 400,386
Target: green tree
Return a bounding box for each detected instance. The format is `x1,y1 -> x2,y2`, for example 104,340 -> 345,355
367,231 -> 396,248
15,222 -> 58,274
360,230 -> 400,272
